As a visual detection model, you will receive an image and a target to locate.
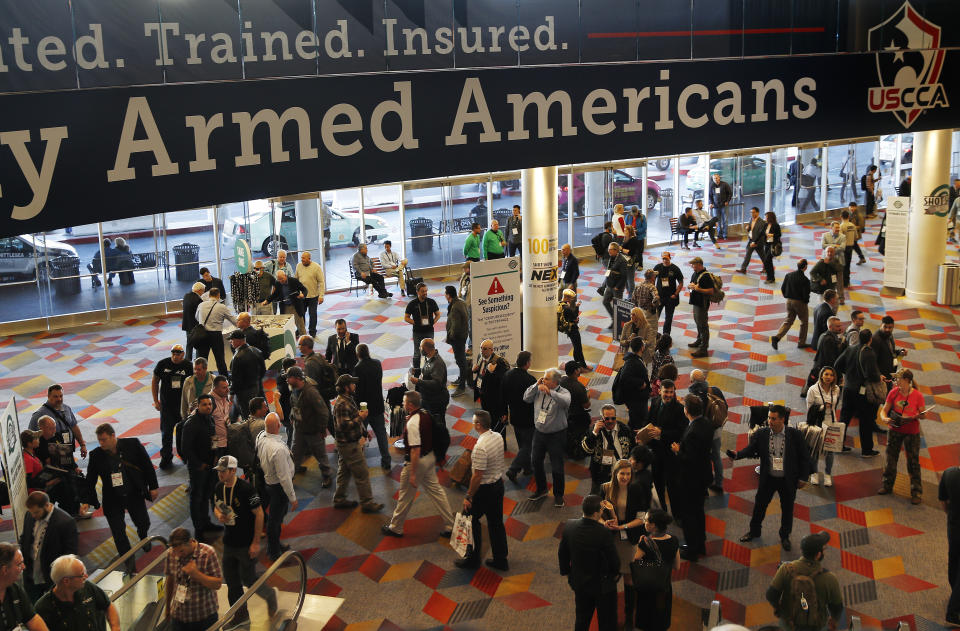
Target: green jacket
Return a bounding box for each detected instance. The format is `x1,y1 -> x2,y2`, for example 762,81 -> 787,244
483,229 -> 505,258
463,232 -> 481,259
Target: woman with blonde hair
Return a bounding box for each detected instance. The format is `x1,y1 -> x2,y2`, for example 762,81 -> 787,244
805,365 -> 841,487
600,459 -> 648,631
612,203 -> 627,241
878,369 -> 926,504
558,288 -> 588,370
621,225 -> 642,294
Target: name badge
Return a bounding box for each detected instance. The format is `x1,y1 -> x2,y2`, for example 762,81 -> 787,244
604,270 -> 611,277
536,409 -> 549,426
475,377 -> 482,389
171,378 -> 182,389
859,385 -> 866,395
601,449 -> 616,466
175,584 -> 188,603
62,432 -> 71,443
111,472 -> 124,487
772,457 -> 784,472
619,529 -> 628,541
421,317 -> 429,326
512,228 -> 518,236
831,274 -> 837,284
659,277 -> 666,287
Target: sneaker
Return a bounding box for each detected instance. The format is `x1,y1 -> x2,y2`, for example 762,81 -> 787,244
361,502 -> 384,513
690,349 -> 708,358
485,558 -> 510,571
554,497 -> 565,508
225,610 -> 250,630
823,474 -> 833,487
808,473 -> 819,485
877,487 -> 892,495
770,336 -> 779,350
754,465 -> 761,475
529,489 -> 548,501
506,469 -> 518,484
862,450 -> 880,458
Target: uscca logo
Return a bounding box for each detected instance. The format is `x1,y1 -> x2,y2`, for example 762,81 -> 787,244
922,184 -> 950,216
866,0 -> 949,128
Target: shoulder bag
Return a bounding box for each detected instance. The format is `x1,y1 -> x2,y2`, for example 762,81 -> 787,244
629,535 -> 670,591
189,303 -> 215,347
858,348 -> 887,407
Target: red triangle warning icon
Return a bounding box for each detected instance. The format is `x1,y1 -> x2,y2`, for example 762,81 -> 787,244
487,277 -> 505,295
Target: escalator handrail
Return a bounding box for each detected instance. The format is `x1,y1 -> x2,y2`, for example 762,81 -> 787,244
205,550 -> 307,631
109,548 -> 170,603
92,535 -> 169,585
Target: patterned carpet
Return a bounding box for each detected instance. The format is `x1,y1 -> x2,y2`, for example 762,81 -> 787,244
1,214 -> 959,630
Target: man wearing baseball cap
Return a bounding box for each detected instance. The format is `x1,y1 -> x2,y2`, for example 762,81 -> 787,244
152,344 -> 190,470
213,455 -> 278,627
331,375 -> 383,512
766,531 -> 844,630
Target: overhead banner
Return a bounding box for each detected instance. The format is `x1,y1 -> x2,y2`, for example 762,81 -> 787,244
883,197 -> 910,289
1,47 -> 959,238
0,398 -> 27,540
470,257 -> 522,364
4,0 -> 957,93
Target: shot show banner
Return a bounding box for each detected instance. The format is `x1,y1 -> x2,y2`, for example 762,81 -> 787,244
470,257 -> 522,364
1,47 -> 959,237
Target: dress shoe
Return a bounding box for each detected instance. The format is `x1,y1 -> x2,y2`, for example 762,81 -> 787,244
159,458 -> 174,470
781,538 -> 792,551
690,349 -> 708,358
380,524 -> 402,537
911,495 -> 922,505
862,450 -> 880,457
529,489 -> 548,500
798,343 -> 812,349
322,475 -> 333,488
877,487 -> 892,495
738,533 -> 758,543
381,460 -> 392,471
440,530 -> 453,538
736,268 -> 747,274
334,500 -> 359,509
485,558 -> 509,571
687,340 -> 701,348
770,336 -> 779,350
454,557 -> 480,569
506,469 -> 518,484
361,502 -> 384,513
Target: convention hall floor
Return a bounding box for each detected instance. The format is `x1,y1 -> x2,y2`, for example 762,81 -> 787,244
1,215 -> 958,630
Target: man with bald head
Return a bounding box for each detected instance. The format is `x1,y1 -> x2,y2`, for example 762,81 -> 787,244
252,260 -> 276,315
256,413 -> 298,561
483,219 -> 506,259
410,338 -> 449,424
296,250 -> 325,338
36,554 -> 119,630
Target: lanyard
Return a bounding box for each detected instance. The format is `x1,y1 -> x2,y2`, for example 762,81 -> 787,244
418,300 -> 428,319
221,482 -> 235,508
768,430 -> 784,459
818,384 -> 835,423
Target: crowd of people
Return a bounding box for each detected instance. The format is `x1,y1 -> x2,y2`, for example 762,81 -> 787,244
9,188 -> 957,631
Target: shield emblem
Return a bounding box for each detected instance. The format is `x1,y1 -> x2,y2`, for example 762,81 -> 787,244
867,1 -> 944,127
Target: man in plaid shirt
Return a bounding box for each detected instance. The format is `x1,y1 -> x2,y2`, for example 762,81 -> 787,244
332,375 -> 384,513
164,527 -> 223,630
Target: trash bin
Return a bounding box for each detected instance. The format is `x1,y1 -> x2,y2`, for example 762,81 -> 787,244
50,255 -> 81,296
937,263 -> 960,305
659,188 -> 674,216
409,218 -> 434,253
172,243 -> 201,282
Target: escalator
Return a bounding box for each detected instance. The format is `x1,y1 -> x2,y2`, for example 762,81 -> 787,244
90,536 -> 308,631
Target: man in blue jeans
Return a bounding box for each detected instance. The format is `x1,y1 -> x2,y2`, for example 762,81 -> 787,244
523,368 -> 571,508
256,414 -> 298,561
689,369 -> 727,494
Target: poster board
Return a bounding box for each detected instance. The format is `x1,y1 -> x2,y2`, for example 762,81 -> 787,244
882,197 -> 910,289
0,398 -> 27,540
470,257 -> 522,363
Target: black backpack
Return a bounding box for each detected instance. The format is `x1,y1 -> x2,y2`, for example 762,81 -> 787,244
249,328 -> 271,362
424,409 -> 451,465
611,369 -> 626,405
860,174 -> 867,191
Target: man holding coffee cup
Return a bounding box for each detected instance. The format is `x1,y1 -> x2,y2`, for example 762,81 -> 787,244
331,375 -> 383,513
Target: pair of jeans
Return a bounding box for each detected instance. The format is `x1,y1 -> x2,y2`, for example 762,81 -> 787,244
749,475 -> 797,540
103,495 -> 151,560
304,295 -> 319,337
187,466 -> 215,534
710,434 -> 724,488
715,205 -> 728,238
465,479 -> 508,563
657,298 -> 676,336
265,483 -> 290,559
508,242 -> 522,257
411,331 -> 430,369
222,545 -> 278,611
449,338 -> 469,385
508,425 -> 534,475
368,411 -> 391,466
532,428 -> 567,498
159,406 -> 181,463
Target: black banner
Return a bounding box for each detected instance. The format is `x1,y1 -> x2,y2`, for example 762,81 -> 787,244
1,0 -> 959,93
0,50 -> 957,238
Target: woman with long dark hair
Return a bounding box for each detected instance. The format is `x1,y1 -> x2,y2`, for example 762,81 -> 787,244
805,365 -> 841,486
632,508 -> 680,630
762,211 -> 781,284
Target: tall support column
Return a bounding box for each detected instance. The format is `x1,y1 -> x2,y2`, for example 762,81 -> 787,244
522,166 -> 559,374
905,129 -> 951,303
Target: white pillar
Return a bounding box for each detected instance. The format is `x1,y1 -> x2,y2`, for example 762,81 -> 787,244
295,199 -> 320,254
522,166 -> 559,374
584,170 -> 605,229
905,129 -> 951,303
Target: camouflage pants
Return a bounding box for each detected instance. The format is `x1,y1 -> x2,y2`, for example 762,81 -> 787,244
881,430 -> 922,496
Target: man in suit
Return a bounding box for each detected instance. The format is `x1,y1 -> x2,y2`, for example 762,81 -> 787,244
20,491 -> 79,601
85,424 -> 159,574
729,405 -> 811,551
228,330 -> 266,420
503,351 -> 537,482
558,494 -> 620,631
647,379 -> 687,517
558,243 -> 580,299
325,318 -> 360,376
269,271 -> 308,338
182,282 -> 205,360
672,394 -> 714,561
472,339 -> 510,441
602,242 -> 628,329
709,173 -> 733,238
809,289 -> 839,357
737,206 -> 766,274
354,344 -> 390,471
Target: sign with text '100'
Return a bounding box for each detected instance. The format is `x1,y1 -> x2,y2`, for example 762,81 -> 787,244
470,257 -> 522,364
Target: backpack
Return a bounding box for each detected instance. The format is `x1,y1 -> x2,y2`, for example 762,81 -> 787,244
703,272 -> 725,304
783,563 -> 827,629
557,304 -> 575,334
860,174 -> 867,191
611,368 -> 626,405
306,354 -> 338,401
386,385 -> 407,409
704,389 -> 728,430
249,328 -> 271,362
226,419 -> 258,470
591,232 -> 605,259
424,409 -> 451,465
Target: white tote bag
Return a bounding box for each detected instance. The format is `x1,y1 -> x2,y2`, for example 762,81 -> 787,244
823,421 -> 846,453
450,512 -> 474,558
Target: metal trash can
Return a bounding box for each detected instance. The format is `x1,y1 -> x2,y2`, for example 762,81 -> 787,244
50,255 -> 81,296
937,263 -> 960,305
409,218 -> 433,253
172,243 -> 201,282
659,188 -> 674,216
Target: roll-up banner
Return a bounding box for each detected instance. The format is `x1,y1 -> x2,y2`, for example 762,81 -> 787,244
470,256 -> 522,364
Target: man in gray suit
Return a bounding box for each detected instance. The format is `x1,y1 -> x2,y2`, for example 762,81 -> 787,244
737,206 -> 767,274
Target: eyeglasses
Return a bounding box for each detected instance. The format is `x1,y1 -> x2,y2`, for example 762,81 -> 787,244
171,350 -> 184,354
602,416 -> 617,421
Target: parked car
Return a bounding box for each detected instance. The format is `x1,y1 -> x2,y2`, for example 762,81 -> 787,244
557,170 -> 661,214
879,133 -> 913,165
685,156 -> 768,200
221,201 -> 390,256
0,234 -> 78,279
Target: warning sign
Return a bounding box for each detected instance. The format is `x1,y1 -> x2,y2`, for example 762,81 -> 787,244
488,277 -> 505,295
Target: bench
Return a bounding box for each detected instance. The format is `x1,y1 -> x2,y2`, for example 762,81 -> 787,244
349,256 -> 402,296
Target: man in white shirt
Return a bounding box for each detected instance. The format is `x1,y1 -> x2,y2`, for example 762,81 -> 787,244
456,410 -> 508,570
379,240 -> 408,296
381,391 -> 455,538
295,251 -> 325,338
256,414 -> 298,561
194,287 -> 237,376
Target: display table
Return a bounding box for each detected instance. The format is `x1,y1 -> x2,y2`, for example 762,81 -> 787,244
215,314 -> 297,371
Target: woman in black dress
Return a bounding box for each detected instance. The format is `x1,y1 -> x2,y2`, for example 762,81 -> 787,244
559,288 -> 588,370
633,509 -> 680,631
761,211 -> 782,284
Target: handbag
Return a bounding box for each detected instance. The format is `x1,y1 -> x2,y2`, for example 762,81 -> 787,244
189,303 -> 215,347
450,512 -> 474,558
858,349 -> 887,406
630,536 -> 670,591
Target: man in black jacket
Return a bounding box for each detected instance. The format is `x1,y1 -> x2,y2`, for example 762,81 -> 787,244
504,351 -> 537,482
560,362 -> 592,460
411,339 -> 449,423
729,405 -> 811,551
228,330 -> 265,420
771,259 -> 812,350
673,394 -> 714,561
647,379 -> 687,517
269,271 -> 308,337
558,495 -> 620,631
582,405 -> 636,495
873,315 -> 907,382
708,173 -> 733,239
835,328 -> 883,457
618,337 -> 651,429
182,282 -> 204,360
20,491 -> 78,601
180,394 -> 222,540
354,344 -> 390,471
559,243 -> 580,298
86,423 -> 159,573
809,289 -> 839,355
325,319 -> 360,376
601,242 -> 628,329
737,206 -> 766,274
803,316 -> 845,399
472,339 -> 510,440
